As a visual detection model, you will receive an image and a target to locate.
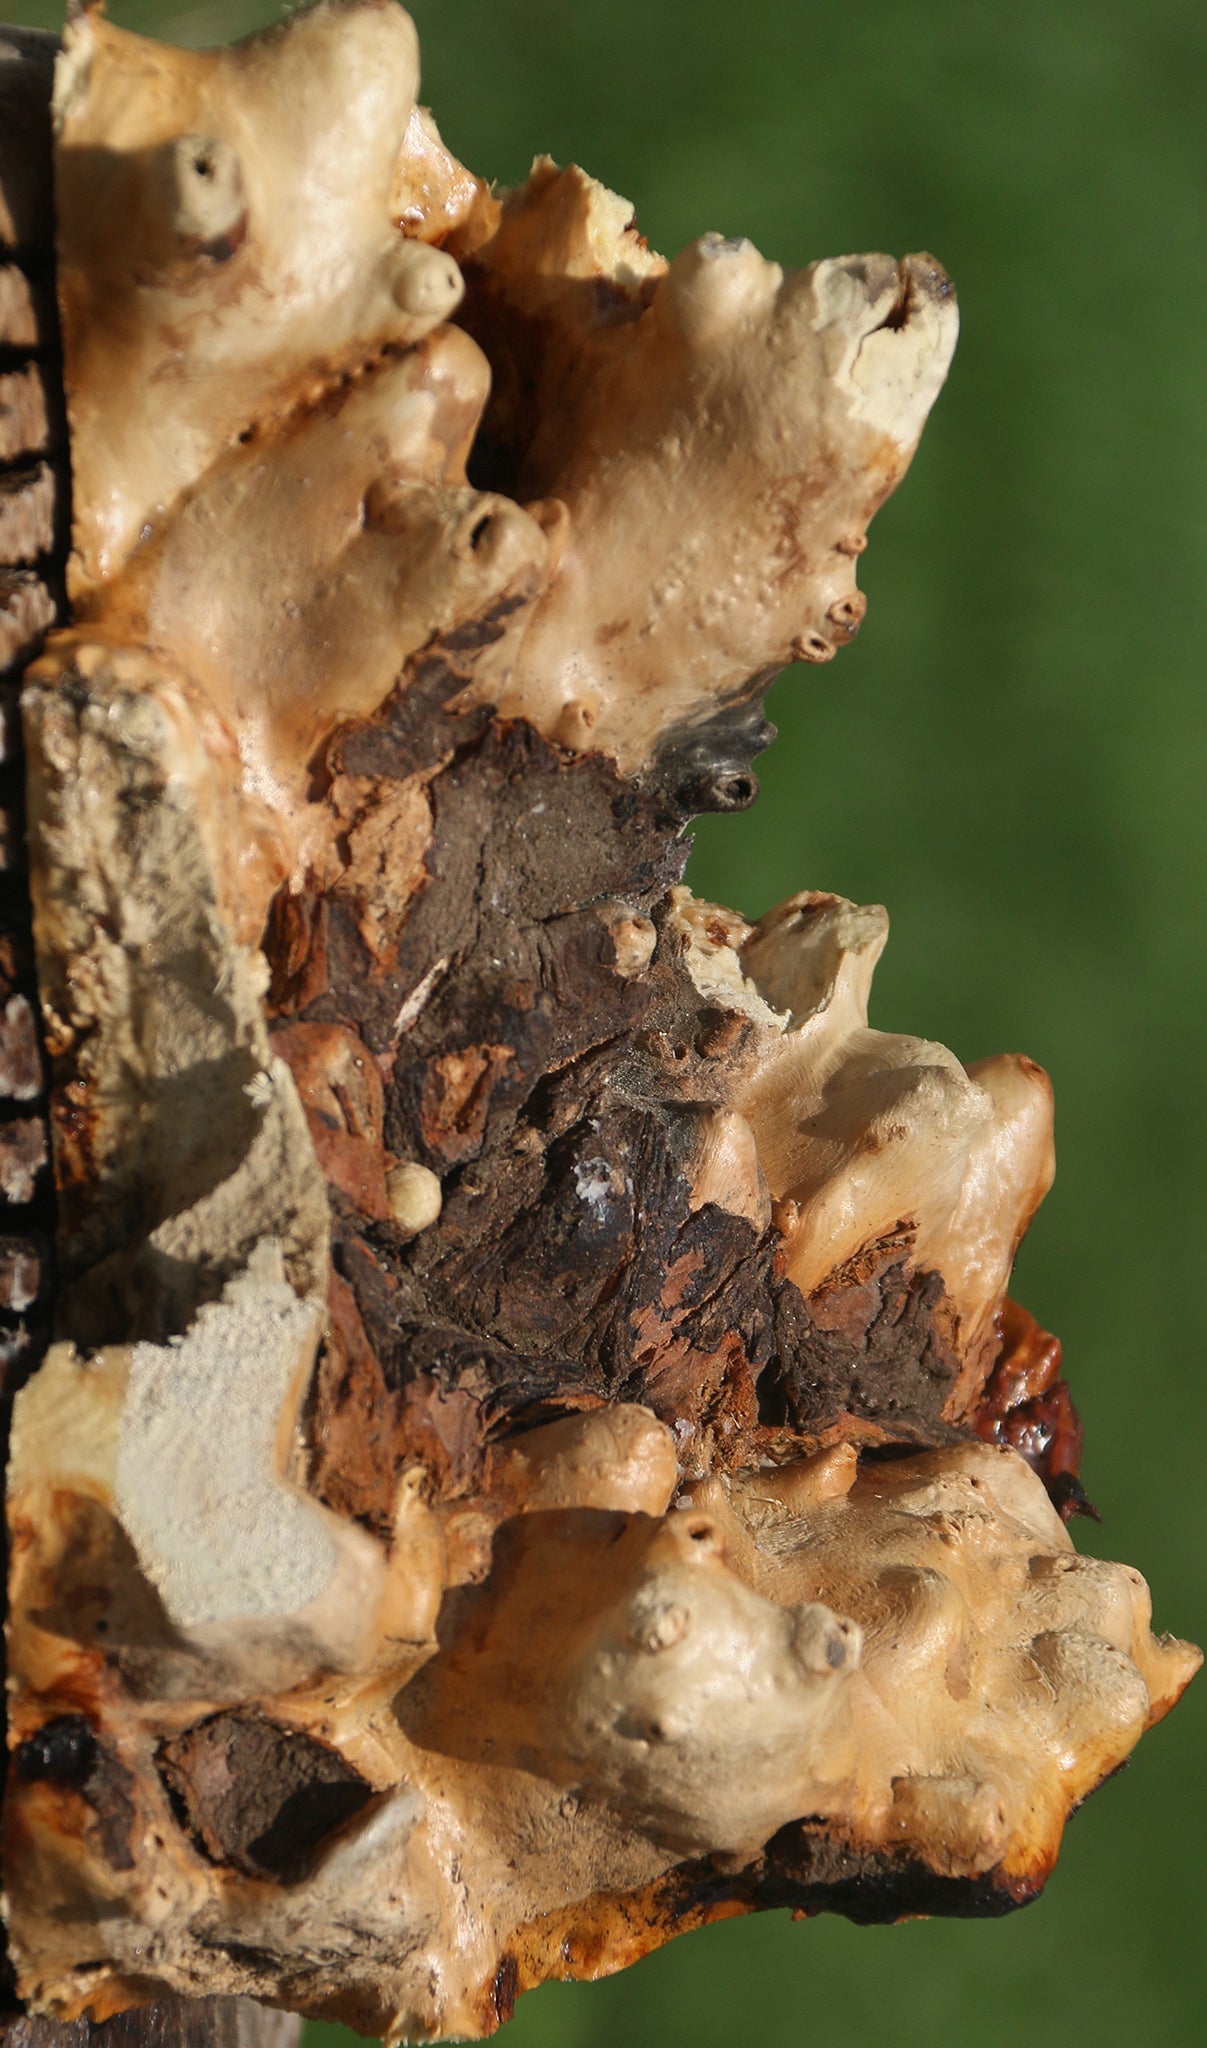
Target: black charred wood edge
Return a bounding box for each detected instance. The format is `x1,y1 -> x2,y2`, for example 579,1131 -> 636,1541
645,688 -> 777,815
661,1820 -> 1044,1927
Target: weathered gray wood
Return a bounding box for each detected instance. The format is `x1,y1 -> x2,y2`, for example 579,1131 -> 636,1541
0,2000 -> 303,2048
0,367 -> 53,466
0,568 -> 55,676
0,466 -> 55,565
0,268 -> 54,356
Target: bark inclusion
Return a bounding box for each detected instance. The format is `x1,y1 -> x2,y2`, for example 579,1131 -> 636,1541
0,4 -> 1198,2043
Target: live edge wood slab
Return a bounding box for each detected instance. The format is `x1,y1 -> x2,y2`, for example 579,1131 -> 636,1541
0,7 -> 1197,2044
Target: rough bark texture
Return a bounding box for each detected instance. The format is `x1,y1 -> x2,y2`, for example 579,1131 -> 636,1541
0,2001 -> 298,2048
0,19 -> 62,1853
0,36 -> 298,2048
0,7 -> 1198,2045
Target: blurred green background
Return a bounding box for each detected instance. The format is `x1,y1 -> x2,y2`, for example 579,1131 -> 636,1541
4,0 -> 1204,2042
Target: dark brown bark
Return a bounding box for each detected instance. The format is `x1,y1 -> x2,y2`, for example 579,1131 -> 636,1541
287,695 -> 985,1513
